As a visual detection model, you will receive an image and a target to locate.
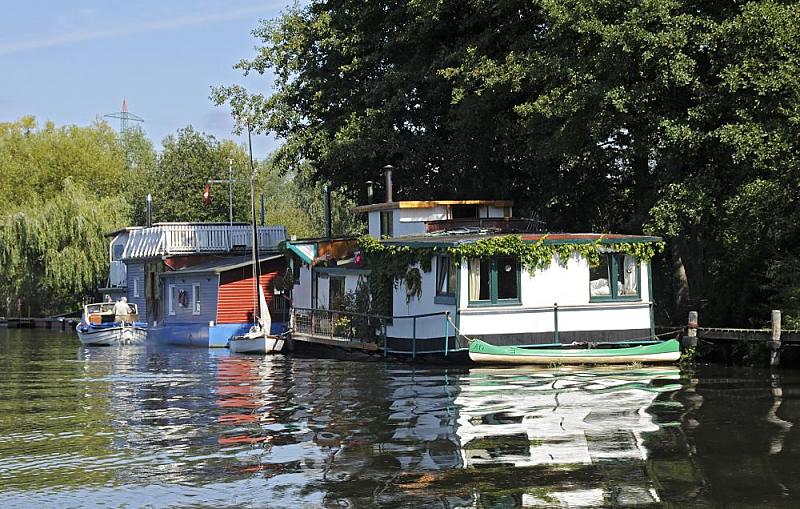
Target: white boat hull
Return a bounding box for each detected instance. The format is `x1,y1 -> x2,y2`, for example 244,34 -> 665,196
228,335 -> 284,354
76,324 -> 147,346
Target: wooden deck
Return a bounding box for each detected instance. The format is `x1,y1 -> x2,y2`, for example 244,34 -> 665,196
1,317 -> 79,330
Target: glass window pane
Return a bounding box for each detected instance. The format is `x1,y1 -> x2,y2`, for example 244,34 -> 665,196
589,255 -> 611,296
496,257 -> 519,300
469,258 -> 490,301
436,256 -> 450,296
616,254 -> 639,296
479,259 -> 491,300
448,258 -> 457,295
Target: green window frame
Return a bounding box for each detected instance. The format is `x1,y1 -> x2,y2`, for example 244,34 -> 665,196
589,253 -> 641,302
467,256 -> 521,307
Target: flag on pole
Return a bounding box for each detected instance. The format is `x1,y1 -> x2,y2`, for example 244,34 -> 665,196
203,184 -> 212,205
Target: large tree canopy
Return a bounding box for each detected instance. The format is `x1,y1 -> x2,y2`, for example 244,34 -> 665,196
215,0 -> 800,326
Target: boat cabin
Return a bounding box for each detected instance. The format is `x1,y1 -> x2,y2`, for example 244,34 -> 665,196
103,222 -> 288,347
286,199 -> 661,359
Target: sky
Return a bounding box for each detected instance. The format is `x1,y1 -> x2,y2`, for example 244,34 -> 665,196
0,0 -> 295,157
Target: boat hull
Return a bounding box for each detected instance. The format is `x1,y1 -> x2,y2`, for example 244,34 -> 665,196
469,339 -> 681,365
76,323 -> 147,346
228,336 -> 285,354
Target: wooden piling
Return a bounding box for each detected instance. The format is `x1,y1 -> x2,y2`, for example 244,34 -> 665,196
770,309 -> 782,368
686,311 -> 698,347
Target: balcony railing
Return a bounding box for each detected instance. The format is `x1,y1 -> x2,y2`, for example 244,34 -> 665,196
123,223 -> 287,259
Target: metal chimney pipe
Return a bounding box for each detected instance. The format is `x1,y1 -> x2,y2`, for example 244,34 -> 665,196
146,194 -> 152,227
366,181 -> 374,204
323,184 -> 332,238
383,165 -> 394,203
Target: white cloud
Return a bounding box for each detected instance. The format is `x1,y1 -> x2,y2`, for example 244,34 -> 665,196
0,5 -> 281,56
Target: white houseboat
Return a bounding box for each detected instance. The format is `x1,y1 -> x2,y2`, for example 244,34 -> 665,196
285,195 -> 665,361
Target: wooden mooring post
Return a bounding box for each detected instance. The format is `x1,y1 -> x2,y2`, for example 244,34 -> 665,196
770,309 -> 782,368
685,311 -> 698,348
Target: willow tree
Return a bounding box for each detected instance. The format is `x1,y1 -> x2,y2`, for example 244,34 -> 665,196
0,180 -> 129,316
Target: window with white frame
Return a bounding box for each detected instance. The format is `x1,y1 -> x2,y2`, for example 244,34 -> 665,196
133,278 -> 139,298
380,211 -> 393,237
168,284 -> 176,315
192,284 -> 201,315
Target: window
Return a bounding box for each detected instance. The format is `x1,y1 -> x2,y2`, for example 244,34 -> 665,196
112,244 -> 124,261
192,284 -> 201,315
329,276 -> 346,310
168,284 -> 176,315
133,278 -> 139,298
436,256 -> 457,297
380,211 -> 393,237
590,253 -> 639,300
468,256 -> 520,306
450,204 -> 479,219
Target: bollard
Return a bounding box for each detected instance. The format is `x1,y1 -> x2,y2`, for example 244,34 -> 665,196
770,310 -> 782,368
685,311 -> 698,348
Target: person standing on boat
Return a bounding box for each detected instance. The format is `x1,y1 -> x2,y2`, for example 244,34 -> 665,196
114,297 -> 131,323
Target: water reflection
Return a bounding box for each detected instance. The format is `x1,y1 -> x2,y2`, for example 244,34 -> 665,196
5,329 -> 800,507
455,367 -> 680,507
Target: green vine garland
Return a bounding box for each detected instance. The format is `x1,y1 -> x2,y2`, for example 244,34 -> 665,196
358,234 -> 665,315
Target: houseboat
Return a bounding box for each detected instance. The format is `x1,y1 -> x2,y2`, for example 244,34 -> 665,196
102,222 -> 288,347
284,191 -> 668,362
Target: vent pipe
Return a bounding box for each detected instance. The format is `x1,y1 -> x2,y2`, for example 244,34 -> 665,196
366,181 -> 374,205
323,184 -> 332,238
383,164 -> 394,203
146,194 -> 152,227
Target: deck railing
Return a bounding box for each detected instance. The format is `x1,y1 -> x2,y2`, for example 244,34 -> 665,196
123,223 -> 286,259
290,307 -> 457,357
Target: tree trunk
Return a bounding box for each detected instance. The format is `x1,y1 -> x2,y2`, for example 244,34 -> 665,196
671,240 -> 691,317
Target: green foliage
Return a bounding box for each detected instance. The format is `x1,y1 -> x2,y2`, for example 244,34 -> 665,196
150,126 -> 251,223
0,180 -> 129,316
220,0 -> 800,327
359,234 -> 663,314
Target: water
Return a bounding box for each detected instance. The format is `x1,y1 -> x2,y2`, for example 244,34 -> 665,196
1,329 -> 799,508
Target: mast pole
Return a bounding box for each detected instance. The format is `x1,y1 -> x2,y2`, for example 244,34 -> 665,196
247,123 -> 261,325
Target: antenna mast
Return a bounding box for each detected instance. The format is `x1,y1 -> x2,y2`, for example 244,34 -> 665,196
104,98 -> 144,133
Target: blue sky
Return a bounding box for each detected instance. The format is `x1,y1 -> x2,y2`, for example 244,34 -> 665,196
0,1 -> 294,157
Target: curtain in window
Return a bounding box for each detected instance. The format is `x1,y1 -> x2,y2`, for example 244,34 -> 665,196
621,255 -> 638,295
468,258 -> 480,301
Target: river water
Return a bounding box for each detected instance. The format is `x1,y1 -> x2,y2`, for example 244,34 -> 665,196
1,329 -> 799,508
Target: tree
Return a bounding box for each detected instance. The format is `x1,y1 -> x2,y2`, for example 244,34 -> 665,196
149,126 -> 252,223
0,180 -> 129,316
216,0 -> 800,326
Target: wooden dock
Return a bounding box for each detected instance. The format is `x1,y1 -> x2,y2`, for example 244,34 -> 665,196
669,309 -> 800,367
0,316 -> 79,331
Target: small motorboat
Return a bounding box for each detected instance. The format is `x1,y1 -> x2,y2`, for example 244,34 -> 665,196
76,301 -> 147,346
468,338 -> 681,365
